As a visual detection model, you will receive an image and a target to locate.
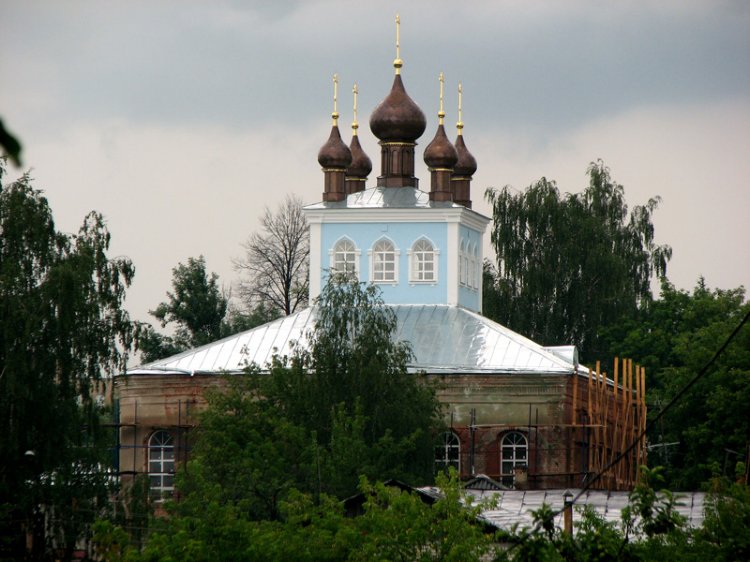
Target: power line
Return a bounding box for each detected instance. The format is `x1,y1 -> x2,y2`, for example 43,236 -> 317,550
568,305 -> 750,506
505,304 -> 750,551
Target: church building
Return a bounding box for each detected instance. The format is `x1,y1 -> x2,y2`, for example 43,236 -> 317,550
116,21 -> 647,500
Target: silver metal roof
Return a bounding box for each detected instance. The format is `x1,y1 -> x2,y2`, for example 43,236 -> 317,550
127,305 -> 575,376
416,488 -> 707,533
304,186 -> 457,210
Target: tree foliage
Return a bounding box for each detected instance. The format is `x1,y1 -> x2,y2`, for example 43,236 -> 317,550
484,160 -> 671,361
96,471 -> 498,562
137,256 -> 277,363
161,275 -> 441,525
603,279 -> 750,488
0,163 -> 134,558
234,194 -> 309,316
151,255 -> 228,348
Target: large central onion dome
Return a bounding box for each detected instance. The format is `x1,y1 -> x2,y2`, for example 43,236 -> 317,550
369,75 -> 426,142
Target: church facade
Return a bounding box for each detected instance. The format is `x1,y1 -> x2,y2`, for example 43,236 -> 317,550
116,28 -> 646,499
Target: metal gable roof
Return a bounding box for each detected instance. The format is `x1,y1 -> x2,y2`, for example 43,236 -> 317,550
126,305 -> 575,376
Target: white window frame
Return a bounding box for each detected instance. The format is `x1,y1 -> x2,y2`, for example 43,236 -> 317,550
435,431 -> 461,474
408,237 -> 439,284
368,237 -> 399,284
459,239 -> 468,286
148,430 -> 175,499
329,237 -> 360,278
500,431 -> 528,488
468,242 -> 479,289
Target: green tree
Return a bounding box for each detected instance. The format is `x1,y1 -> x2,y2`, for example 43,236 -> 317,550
164,274 -> 441,524
604,279 -> 750,488
0,163 -> 134,559
484,160 -> 671,361
104,471 -> 497,561
263,274 -> 442,495
137,256 -> 278,363
151,255 -> 228,348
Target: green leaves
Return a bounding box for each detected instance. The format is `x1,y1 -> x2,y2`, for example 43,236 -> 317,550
484,160 -> 671,361
0,163 -> 134,558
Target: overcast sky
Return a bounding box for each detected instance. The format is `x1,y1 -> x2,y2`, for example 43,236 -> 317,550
2,0 -> 748,326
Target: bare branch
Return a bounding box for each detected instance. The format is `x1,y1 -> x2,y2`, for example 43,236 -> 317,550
233,194 -> 310,316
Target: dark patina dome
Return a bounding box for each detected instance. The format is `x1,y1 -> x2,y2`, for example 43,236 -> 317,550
369,75 -> 427,142
317,125 -> 352,169
424,124 -> 458,169
346,135 -> 372,177
453,134 -> 477,176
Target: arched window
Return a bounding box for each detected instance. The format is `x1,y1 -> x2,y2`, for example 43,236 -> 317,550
409,238 -> 438,283
370,238 -> 398,283
148,430 -> 175,499
459,239 -> 467,286
435,431 -> 461,473
500,431 -> 528,487
468,242 -> 477,288
331,238 -> 359,277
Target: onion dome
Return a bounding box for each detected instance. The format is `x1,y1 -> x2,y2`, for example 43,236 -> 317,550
369,74 -> 426,142
454,134 -> 477,176
425,72 -> 458,169
317,124 -> 352,169
424,124 -> 458,168
346,83 -> 371,179
347,134 -> 371,177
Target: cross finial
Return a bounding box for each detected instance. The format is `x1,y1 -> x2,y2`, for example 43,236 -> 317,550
438,72 -> 446,125
332,74 -> 339,125
352,83 -> 359,135
457,82 -> 464,135
393,14 -> 403,74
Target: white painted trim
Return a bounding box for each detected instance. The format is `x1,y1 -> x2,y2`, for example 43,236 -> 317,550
407,236 -> 440,284
329,236 -> 361,279
446,223 -> 459,305
309,223 -> 322,301
368,235 -> 400,285
304,207 -> 490,232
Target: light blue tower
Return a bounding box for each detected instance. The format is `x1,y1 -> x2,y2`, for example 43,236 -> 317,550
305,45 -> 487,313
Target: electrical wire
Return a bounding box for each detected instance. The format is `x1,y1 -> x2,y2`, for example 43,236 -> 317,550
504,304 -> 750,552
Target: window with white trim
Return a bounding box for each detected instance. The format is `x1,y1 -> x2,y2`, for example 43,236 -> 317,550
409,238 -> 438,283
148,430 -> 175,499
330,238 -> 359,277
370,238 -> 398,283
468,242 -> 476,288
435,431 -> 461,473
459,239 -> 467,286
500,431 -> 528,488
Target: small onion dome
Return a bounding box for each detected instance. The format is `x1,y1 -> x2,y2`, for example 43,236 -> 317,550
317,125 -> 352,169
346,135 -> 372,178
369,75 -> 427,142
424,124 -> 458,169
453,134 -> 477,176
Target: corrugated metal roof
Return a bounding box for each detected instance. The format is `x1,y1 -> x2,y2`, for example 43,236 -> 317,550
415,488 -> 707,533
304,186 -> 457,210
126,305 -> 575,376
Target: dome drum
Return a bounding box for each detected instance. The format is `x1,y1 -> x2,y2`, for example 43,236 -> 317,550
377,142 -> 420,188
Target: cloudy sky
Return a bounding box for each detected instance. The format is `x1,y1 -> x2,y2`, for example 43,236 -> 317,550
2,0 -> 748,325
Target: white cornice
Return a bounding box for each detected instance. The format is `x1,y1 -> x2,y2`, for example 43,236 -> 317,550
304,206 -> 490,233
